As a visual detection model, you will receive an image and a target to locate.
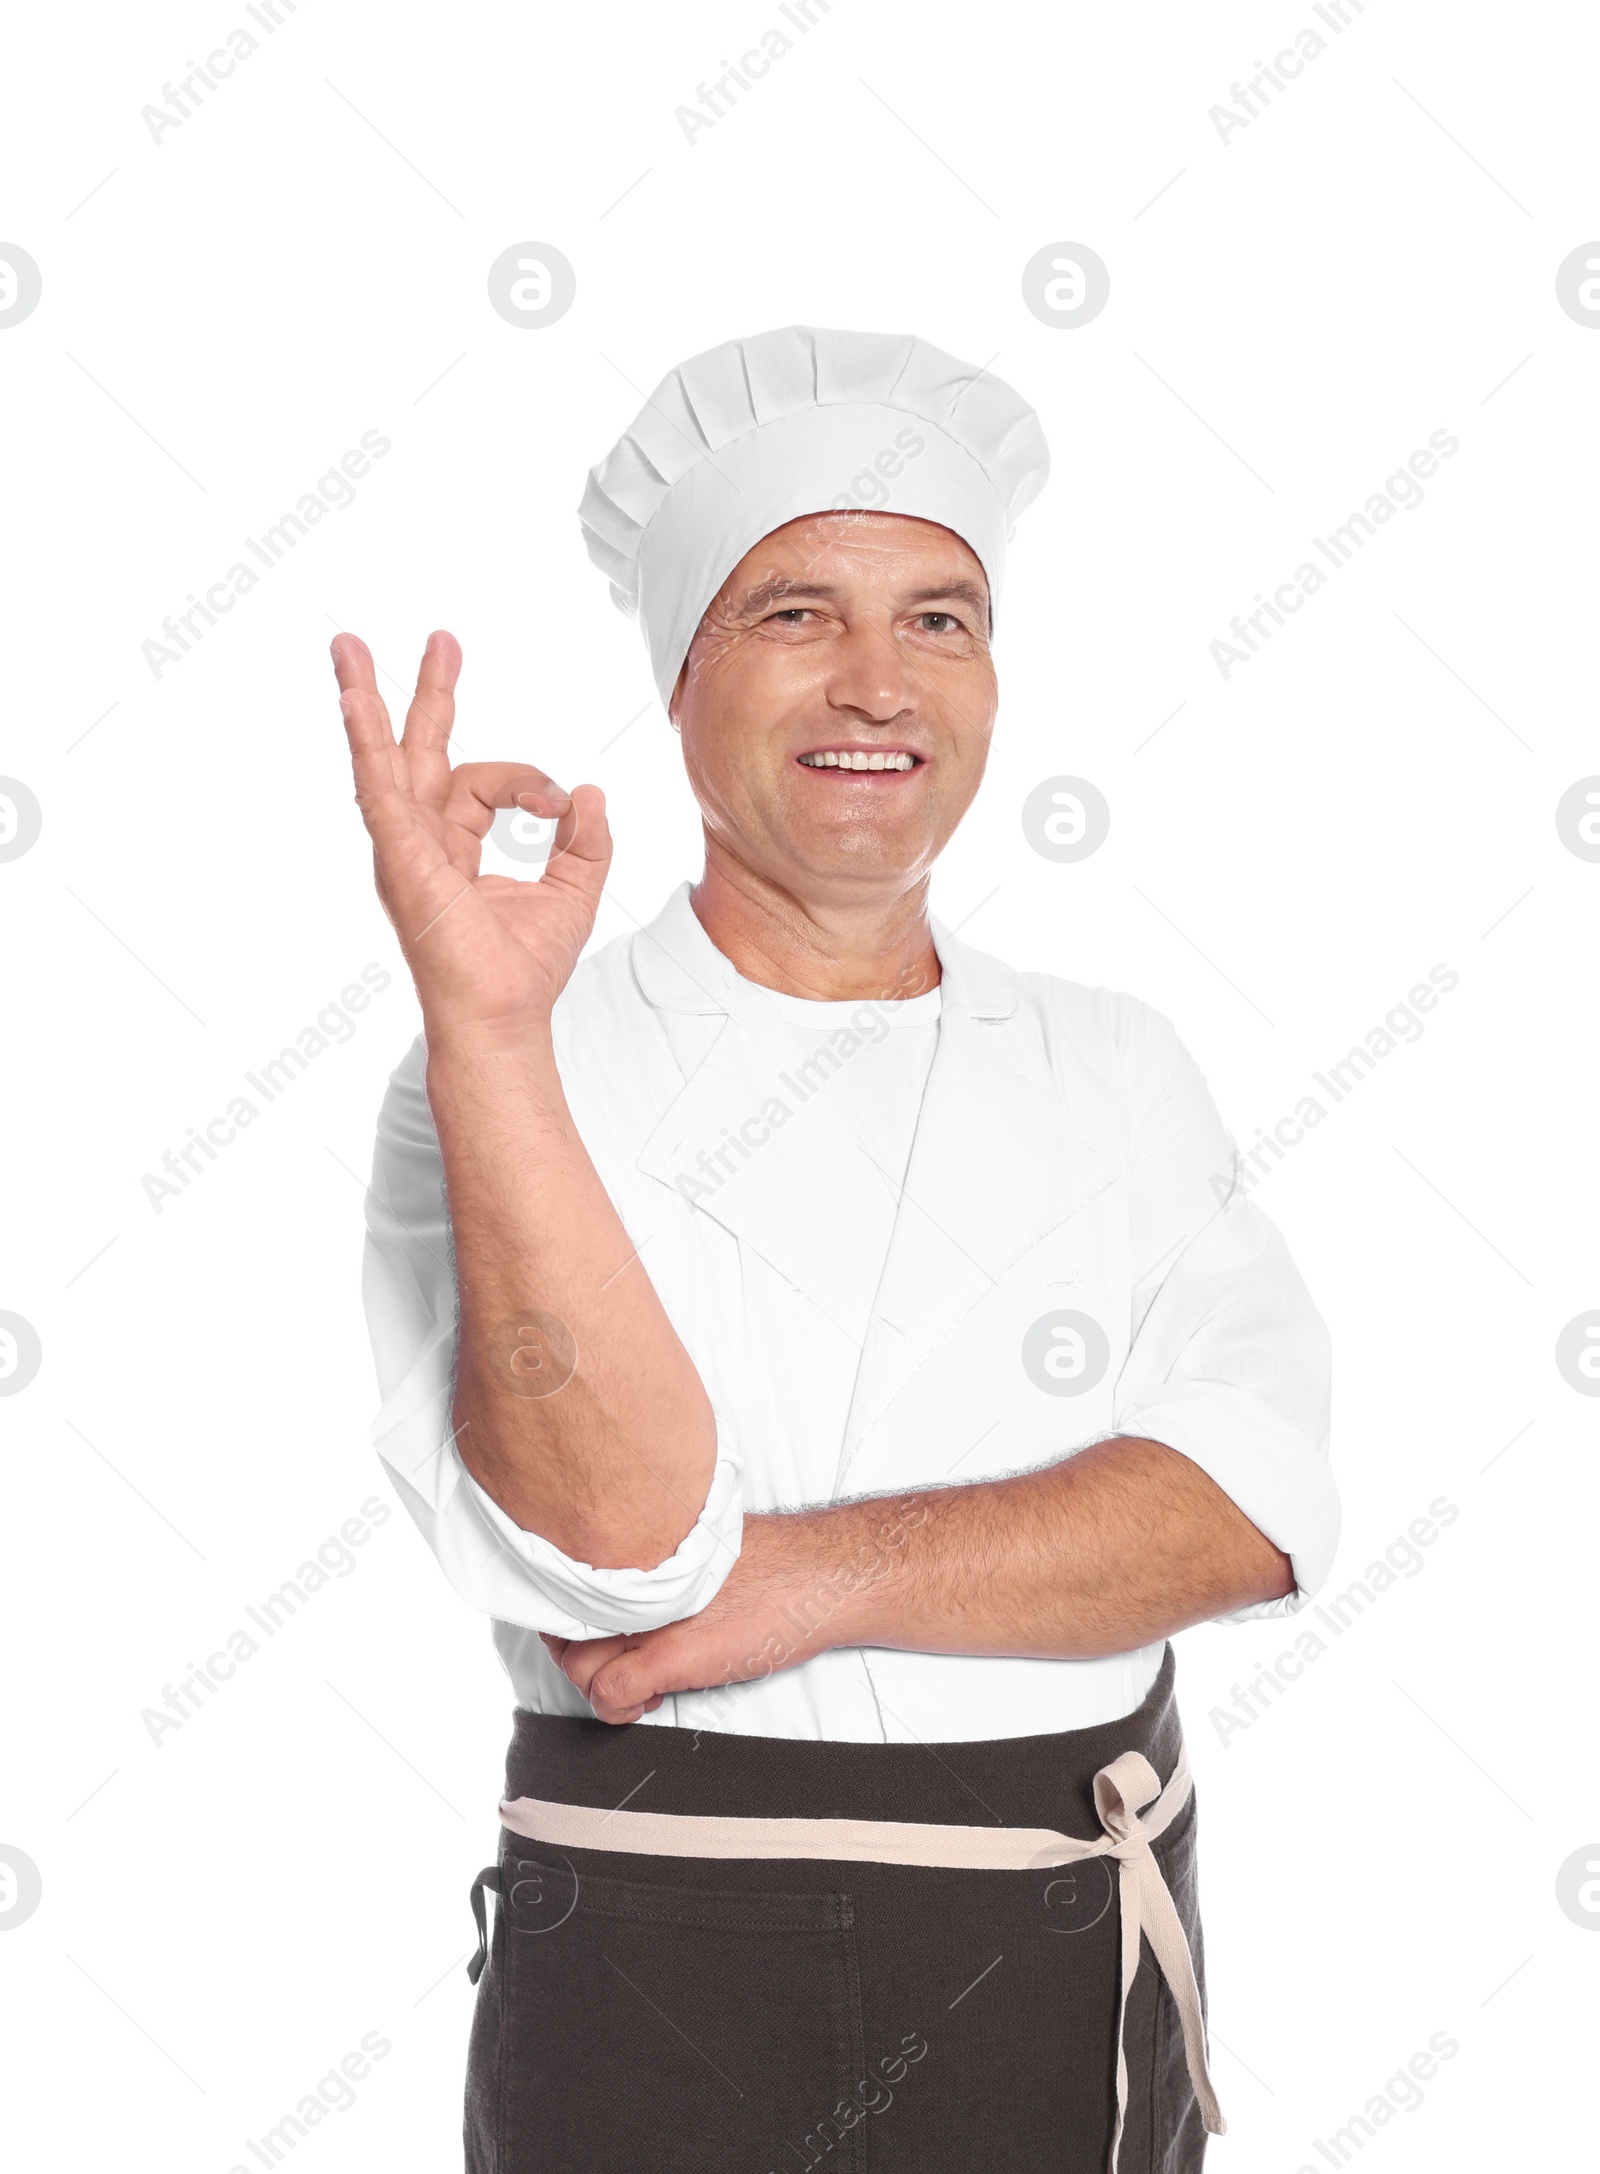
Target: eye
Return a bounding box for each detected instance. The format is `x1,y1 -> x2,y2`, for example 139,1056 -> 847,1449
766,607 -> 813,625
917,611 -> 961,633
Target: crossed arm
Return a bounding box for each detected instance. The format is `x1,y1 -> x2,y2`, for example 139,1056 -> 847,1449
543,1439 -> 1295,1725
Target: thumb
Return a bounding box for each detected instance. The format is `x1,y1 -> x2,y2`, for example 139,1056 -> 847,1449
535,781 -> 611,913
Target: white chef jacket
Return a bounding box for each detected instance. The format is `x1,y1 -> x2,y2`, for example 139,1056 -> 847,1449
361,882 -> 1336,1744
744,979 -> 942,1458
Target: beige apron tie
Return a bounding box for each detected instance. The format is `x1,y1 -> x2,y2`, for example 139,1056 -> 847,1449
499,1742 -> 1224,2171
1088,1748 -> 1226,2171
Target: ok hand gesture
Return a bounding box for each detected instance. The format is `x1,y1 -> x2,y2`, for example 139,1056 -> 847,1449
332,630 -> 611,1040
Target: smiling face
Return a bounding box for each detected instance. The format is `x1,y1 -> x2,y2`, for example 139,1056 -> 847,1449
668,511 -> 998,907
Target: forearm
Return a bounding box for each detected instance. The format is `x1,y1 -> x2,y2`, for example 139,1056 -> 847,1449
427,1023 -> 718,1568
547,1436 -> 1297,1724
822,1436 -> 1295,1659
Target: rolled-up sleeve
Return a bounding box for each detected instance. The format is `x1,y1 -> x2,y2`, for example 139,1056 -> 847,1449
1106,998 -> 1337,1620
360,1035 -> 744,1640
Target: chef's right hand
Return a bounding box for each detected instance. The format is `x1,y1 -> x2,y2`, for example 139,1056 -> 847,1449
332,629 -> 611,1040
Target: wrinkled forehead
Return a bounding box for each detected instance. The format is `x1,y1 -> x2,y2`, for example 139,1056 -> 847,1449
703,510 -> 992,620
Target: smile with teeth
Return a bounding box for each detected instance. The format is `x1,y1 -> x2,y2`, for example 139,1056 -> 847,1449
798,750 -> 920,771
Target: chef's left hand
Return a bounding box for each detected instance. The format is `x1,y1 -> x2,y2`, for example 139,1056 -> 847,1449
541,1508 -> 888,1725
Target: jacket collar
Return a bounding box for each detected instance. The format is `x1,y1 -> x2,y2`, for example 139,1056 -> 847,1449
628,883 -> 737,1015
628,880 -> 1020,1025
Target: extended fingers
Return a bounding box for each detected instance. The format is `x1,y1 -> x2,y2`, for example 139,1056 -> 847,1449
331,636 -> 394,753
331,635 -> 416,825
401,631 -> 463,805
330,630 -> 382,707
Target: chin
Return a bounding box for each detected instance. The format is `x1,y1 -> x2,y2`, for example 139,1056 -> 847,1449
787,826 -> 932,881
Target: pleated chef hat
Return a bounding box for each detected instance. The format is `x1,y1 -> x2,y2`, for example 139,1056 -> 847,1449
578,325 -> 1050,708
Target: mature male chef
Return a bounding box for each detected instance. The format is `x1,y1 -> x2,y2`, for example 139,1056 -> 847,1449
333,326 -> 1335,2174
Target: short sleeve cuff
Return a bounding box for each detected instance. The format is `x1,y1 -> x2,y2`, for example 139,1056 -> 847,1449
460,1444 -> 744,1638
1114,1389 -> 1340,1623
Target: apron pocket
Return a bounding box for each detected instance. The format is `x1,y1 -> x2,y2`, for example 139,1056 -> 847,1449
496,1852 -> 866,2174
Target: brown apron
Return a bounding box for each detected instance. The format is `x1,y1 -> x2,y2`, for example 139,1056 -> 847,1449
465,1642 -> 1215,2173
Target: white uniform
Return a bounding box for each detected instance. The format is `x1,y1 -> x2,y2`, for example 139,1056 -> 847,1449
361,882 -> 1336,1744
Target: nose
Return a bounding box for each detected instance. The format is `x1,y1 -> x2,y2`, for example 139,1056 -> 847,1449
821,618 -> 920,728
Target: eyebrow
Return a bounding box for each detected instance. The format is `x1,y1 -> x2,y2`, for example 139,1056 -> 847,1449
733,575 -> 991,631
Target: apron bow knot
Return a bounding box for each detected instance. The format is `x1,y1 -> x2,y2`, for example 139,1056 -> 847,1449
1081,1746 -> 1226,2173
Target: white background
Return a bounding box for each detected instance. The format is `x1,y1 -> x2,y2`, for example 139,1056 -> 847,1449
2,0 -> 1596,2166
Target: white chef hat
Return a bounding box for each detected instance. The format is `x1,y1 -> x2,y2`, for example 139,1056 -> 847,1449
578,325 -> 1050,708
